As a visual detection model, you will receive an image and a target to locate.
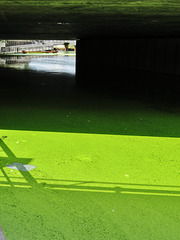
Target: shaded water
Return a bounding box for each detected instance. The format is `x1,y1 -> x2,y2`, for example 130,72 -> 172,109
0,55 -> 76,75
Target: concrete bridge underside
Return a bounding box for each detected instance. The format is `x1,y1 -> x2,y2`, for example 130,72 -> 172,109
0,0 -> 180,39
1,0 -> 180,95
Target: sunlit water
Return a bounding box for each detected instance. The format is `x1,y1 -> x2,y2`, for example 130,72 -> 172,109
28,56 -> 75,75
0,55 -> 76,75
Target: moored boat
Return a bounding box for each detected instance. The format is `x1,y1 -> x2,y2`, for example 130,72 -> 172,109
22,50 -> 58,54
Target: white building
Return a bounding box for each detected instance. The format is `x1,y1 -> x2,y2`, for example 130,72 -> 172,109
0,40 -> 6,52
0,41 -> 5,52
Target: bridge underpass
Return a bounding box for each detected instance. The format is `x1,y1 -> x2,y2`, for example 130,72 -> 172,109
0,1 -> 180,240
0,1 -> 180,95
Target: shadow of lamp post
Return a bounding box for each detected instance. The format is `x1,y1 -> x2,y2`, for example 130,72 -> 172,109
0,138 -> 37,188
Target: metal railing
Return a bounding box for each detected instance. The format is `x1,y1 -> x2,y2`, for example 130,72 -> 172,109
1,44 -> 57,54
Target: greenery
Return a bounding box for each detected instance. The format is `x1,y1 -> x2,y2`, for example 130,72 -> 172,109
0,88 -> 179,239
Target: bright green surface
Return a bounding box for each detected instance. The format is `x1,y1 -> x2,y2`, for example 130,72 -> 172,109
0,129 -> 180,239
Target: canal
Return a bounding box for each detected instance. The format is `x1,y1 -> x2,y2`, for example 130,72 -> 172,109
0,54 -> 76,75
0,47 -> 180,240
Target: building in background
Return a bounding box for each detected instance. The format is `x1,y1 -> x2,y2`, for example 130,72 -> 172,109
0,40 -> 6,52
0,40 -> 76,54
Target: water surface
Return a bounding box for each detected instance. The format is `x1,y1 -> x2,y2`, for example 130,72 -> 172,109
0,55 -> 76,75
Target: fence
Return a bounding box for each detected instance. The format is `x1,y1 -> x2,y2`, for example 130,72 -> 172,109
1,45 -> 56,53
0,40 -> 76,53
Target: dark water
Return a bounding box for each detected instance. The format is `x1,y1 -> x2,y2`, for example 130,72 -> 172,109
0,55 -> 76,75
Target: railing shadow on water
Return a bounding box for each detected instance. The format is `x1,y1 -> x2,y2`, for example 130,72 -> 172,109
0,138 -> 180,197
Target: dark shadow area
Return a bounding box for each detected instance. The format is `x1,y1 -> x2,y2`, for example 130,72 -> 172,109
1,65 -> 180,138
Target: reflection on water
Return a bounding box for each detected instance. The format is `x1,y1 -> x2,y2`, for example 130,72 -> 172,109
0,55 -> 76,75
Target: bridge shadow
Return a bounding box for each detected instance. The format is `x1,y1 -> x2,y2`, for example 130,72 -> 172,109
1,65 -> 180,138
